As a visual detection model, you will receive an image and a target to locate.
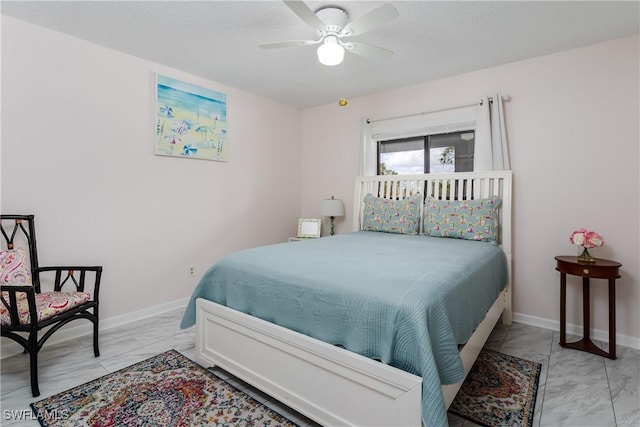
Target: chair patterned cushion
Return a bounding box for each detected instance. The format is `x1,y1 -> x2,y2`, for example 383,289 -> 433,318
1,248 -> 33,301
1,248 -> 32,284
0,291 -> 91,326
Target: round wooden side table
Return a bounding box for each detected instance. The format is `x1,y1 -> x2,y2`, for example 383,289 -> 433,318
555,255 -> 622,359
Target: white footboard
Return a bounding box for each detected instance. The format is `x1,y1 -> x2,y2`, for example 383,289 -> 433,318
195,298 -> 422,427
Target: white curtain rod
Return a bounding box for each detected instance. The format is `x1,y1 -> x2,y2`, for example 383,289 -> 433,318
366,95 -> 510,125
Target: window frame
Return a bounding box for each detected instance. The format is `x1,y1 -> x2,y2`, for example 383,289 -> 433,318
376,130 -> 475,176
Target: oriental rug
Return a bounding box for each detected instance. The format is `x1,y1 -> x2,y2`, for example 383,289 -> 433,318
448,349 -> 542,427
30,349 -> 298,427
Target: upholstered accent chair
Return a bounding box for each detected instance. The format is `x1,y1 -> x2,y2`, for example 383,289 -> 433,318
0,215 -> 102,397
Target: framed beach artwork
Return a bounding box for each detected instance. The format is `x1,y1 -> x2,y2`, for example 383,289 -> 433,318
155,74 -> 227,161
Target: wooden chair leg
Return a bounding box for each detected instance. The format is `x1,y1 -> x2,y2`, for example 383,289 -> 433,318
29,334 -> 40,397
93,316 -> 100,357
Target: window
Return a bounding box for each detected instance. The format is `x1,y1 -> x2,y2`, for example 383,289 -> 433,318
377,131 -> 474,175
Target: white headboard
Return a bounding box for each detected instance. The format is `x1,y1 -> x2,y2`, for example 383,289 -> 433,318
353,172 -> 512,246
353,171 -> 513,318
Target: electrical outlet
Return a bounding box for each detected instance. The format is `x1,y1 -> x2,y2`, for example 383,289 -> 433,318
188,264 -> 196,278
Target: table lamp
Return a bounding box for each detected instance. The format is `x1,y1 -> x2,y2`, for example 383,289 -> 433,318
321,196 -> 344,236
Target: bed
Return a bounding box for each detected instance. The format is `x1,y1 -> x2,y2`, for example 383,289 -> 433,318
181,171 -> 512,427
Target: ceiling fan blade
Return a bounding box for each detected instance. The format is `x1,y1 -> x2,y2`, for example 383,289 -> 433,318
283,0 -> 326,33
344,41 -> 394,60
259,40 -> 317,49
342,3 -> 399,36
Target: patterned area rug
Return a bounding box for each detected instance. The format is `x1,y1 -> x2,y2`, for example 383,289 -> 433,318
31,349 -> 298,427
449,349 -> 542,427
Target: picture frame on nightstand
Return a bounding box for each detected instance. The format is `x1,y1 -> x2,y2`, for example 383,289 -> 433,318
297,218 -> 321,238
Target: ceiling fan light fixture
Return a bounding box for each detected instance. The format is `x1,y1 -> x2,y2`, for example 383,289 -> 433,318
261,2 -> 398,66
317,36 -> 345,66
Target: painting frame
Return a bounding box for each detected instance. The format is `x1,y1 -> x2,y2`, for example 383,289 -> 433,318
154,74 -> 227,161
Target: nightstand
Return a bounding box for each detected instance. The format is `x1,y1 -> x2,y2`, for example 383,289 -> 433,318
555,255 -> 622,359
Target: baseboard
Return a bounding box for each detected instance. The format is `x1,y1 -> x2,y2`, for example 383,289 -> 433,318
1,297 -> 190,360
513,312 -> 640,351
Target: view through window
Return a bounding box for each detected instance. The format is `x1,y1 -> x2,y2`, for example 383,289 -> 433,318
378,131 -> 475,175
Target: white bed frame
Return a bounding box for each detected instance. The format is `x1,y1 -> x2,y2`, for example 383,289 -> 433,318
195,171 -> 513,427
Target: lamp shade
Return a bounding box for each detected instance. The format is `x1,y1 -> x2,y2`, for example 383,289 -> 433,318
321,197 -> 344,217
317,37 -> 345,66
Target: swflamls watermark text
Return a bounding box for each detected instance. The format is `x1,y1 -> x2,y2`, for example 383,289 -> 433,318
3,409 -> 70,421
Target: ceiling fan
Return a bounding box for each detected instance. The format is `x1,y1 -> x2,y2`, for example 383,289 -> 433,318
259,1 -> 399,66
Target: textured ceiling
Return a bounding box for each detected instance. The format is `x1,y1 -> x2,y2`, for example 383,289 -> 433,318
2,1 -> 638,108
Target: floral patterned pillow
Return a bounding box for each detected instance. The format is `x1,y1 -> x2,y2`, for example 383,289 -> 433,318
362,193 -> 422,235
1,249 -> 32,285
1,249 -> 32,301
423,196 -> 502,244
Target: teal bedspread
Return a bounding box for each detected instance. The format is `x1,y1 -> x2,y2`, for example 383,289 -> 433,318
181,231 -> 507,427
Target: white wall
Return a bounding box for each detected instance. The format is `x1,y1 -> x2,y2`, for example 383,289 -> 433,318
300,36 -> 640,345
1,17 -> 302,322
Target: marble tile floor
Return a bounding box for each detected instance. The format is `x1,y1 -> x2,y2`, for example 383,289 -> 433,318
1,308 -> 638,427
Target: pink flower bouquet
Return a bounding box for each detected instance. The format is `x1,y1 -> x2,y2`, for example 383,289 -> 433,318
570,228 -> 604,263
569,228 -> 604,248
